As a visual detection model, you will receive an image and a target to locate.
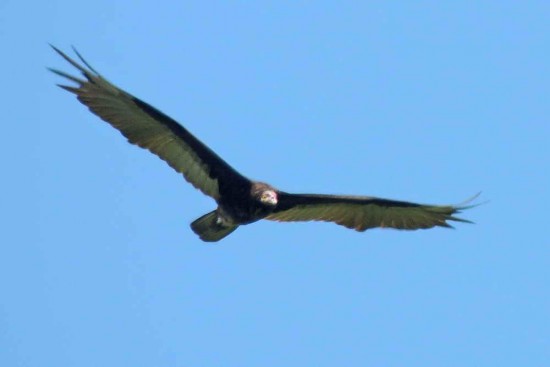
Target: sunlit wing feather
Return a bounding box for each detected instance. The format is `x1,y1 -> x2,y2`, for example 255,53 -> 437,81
49,46 -> 248,200
267,193 -> 474,231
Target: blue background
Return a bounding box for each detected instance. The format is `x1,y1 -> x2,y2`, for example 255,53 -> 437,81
2,1 -> 548,366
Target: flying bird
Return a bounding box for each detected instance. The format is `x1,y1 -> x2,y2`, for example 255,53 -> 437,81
49,46 -> 477,242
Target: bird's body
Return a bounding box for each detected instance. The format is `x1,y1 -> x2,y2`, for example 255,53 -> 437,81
50,46 -> 477,242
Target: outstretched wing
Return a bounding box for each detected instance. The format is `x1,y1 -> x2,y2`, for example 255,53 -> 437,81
267,193 -> 475,231
49,46 -> 249,200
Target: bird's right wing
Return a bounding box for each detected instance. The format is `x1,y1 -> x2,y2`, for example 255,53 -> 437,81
267,193 -> 477,231
49,46 -> 249,200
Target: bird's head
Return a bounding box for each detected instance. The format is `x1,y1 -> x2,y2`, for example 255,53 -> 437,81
251,182 -> 279,207
259,190 -> 278,206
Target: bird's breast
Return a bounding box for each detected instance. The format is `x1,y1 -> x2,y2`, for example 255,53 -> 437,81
218,200 -> 274,225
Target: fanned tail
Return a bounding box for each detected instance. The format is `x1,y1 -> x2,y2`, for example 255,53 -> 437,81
190,211 -> 238,242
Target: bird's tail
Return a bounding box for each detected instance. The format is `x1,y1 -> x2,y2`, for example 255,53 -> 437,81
190,211 -> 238,242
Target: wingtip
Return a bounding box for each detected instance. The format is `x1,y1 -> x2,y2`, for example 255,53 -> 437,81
449,215 -> 474,225
49,43 -> 67,59
49,45 -> 97,78
48,43 -> 59,52
48,67 -> 87,84
57,84 -> 80,94
71,45 -> 99,74
455,191 -> 488,210
439,221 -> 455,229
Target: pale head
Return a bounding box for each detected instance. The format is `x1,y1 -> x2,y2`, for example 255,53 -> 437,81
251,182 -> 279,207
259,189 -> 278,206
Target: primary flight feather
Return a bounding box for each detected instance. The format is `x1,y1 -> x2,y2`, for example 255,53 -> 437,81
50,46 -> 476,242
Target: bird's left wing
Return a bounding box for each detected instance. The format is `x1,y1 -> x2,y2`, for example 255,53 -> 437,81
49,46 -> 249,200
266,193 -> 475,231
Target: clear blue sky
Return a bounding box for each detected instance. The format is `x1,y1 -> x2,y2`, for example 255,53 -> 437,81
2,1 -> 548,366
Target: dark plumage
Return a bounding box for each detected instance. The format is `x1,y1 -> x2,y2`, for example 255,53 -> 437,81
50,46 -> 478,242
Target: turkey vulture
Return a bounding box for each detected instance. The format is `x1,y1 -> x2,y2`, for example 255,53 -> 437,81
49,46 -> 477,242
